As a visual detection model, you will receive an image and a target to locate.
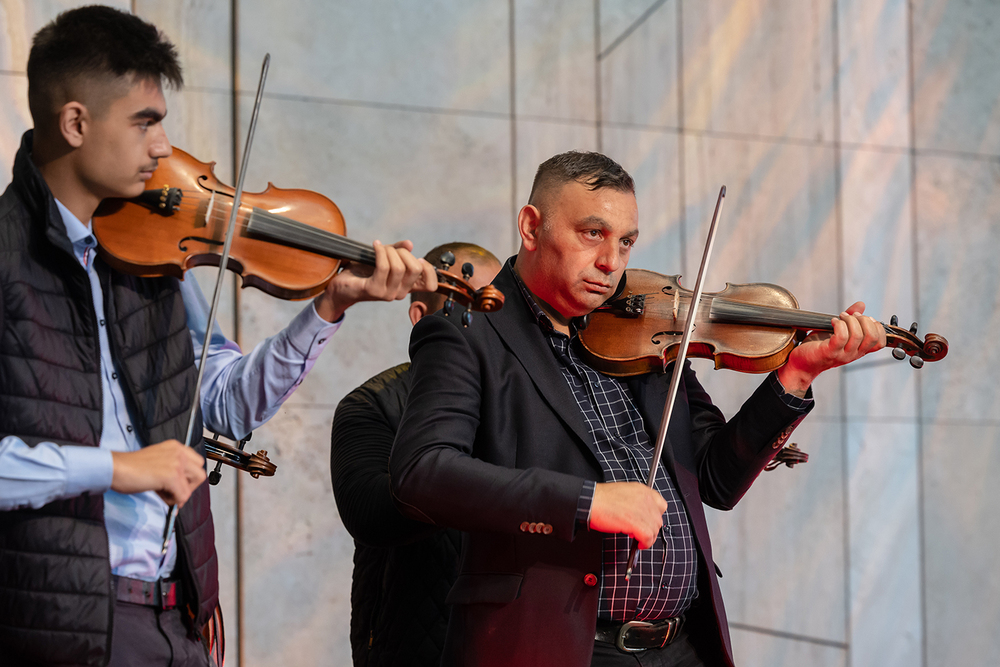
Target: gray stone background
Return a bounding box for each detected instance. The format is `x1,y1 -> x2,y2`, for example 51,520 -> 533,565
2,1 -> 997,665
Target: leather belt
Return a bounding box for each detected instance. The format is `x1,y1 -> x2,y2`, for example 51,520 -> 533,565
112,575 -> 182,610
595,615 -> 685,653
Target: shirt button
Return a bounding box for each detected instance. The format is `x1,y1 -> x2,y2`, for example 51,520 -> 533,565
126,425 -> 133,433
583,573 -> 598,587
318,338 -> 326,344
99,319 -> 105,326
111,372 -> 118,380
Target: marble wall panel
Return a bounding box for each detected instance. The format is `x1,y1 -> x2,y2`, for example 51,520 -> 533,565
514,0 -> 598,122
681,0 -> 836,142
729,628 -> 847,667
847,421 -> 921,667
0,0 -> 129,71
134,0 -> 232,90
681,133 -> 843,417
913,154 -> 1000,422
236,0 -> 510,114
912,0 -> 1000,156
238,406 -> 355,667
599,0 -> 679,130
233,96 -> 513,410
0,73 -> 30,187
836,0 -> 910,148
600,124 -> 682,273
839,147 -> 918,419
706,418 -> 846,642
513,117 -> 599,211
923,422 -> 1000,666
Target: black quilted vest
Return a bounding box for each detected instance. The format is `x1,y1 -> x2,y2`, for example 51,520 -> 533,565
0,132 -> 219,667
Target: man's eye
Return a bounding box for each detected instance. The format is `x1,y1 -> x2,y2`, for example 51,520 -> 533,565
622,238 -> 634,248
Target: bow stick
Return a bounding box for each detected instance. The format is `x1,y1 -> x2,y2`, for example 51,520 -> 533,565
624,185 -> 725,580
160,53 -> 272,558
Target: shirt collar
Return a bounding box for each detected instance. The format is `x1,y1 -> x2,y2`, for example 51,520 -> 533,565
54,199 -> 97,267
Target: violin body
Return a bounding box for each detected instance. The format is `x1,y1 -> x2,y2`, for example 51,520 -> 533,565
578,269 -> 948,377
93,147 -> 345,300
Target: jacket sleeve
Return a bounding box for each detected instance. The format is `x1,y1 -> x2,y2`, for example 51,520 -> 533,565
389,315 -> 586,543
330,372 -> 442,548
685,365 -> 811,511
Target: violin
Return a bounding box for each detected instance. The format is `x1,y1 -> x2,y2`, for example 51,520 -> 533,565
578,269 -> 948,377
92,146 -> 504,319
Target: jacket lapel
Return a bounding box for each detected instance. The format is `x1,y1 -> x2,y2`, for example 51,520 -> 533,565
485,264 -> 597,461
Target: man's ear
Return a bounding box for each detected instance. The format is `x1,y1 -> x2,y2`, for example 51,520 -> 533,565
517,204 -> 543,251
409,300 -> 429,326
57,102 -> 88,148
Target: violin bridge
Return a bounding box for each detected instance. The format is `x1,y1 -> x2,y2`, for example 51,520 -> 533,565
672,290 -> 680,322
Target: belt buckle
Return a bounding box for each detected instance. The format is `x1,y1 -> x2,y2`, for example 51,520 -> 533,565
616,620 -> 652,653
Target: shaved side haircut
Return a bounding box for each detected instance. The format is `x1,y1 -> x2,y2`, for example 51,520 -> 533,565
527,151 -> 635,215
27,5 -> 183,123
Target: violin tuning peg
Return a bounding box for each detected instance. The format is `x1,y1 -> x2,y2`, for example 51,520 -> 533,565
892,346 -> 907,361
439,251 -> 455,271
909,355 -> 924,369
443,298 -> 455,316
461,310 -> 473,328
890,315 -> 899,327
909,322 -> 918,335
462,262 -> 474,281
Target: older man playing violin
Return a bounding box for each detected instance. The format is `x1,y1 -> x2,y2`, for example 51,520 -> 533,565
390,150 -> 884,667
0,7 -> 435,667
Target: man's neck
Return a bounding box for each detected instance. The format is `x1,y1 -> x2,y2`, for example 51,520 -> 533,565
512,260 -> 574,336
32,135 -> 100,224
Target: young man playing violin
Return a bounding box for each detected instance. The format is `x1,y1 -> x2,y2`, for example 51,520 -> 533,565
389,151 -> 885,667
0,7 -> 435,667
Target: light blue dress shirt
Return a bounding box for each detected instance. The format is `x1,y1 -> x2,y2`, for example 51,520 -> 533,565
0,200 -> 340,580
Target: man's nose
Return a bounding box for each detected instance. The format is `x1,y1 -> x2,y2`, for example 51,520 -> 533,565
150,127 -> 172,159
596,240 -> 621,274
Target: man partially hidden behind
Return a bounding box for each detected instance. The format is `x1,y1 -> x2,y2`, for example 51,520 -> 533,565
390,152 -> 886,666
0,7 -> 435,666
331,243 -> 501,666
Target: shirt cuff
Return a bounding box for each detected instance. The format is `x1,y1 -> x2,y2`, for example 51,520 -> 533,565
768,370 -> 814,411
63,446 -> 115,497
576,479 -> 596,533
283,301 -> 342,361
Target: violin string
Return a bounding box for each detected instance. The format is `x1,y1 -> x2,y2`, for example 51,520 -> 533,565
156,196 -> 376,264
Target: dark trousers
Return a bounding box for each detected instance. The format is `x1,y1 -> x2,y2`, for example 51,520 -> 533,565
591,630 -> 710,667
108,601 -> 209,667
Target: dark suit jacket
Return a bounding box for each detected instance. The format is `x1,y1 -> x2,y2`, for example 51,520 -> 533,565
390,263 -> 809,667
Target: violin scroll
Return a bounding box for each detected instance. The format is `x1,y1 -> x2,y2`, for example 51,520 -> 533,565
436,251 -> 504,327
884,315 -> 949,369
205,433 -> 276,483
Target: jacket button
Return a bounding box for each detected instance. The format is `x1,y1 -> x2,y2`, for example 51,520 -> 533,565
583,573 -> 598,587
542,524 -> 553,535
528,522 -> 538,533
519,521 -> 529,532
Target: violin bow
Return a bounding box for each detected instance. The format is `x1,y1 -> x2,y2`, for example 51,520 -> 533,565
160,53 -> 272,559
624,185 -> 725,580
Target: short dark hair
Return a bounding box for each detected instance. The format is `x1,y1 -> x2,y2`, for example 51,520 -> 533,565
27,5 -> 183,121
411,242 -> 501,305
527,151 -> 635,211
